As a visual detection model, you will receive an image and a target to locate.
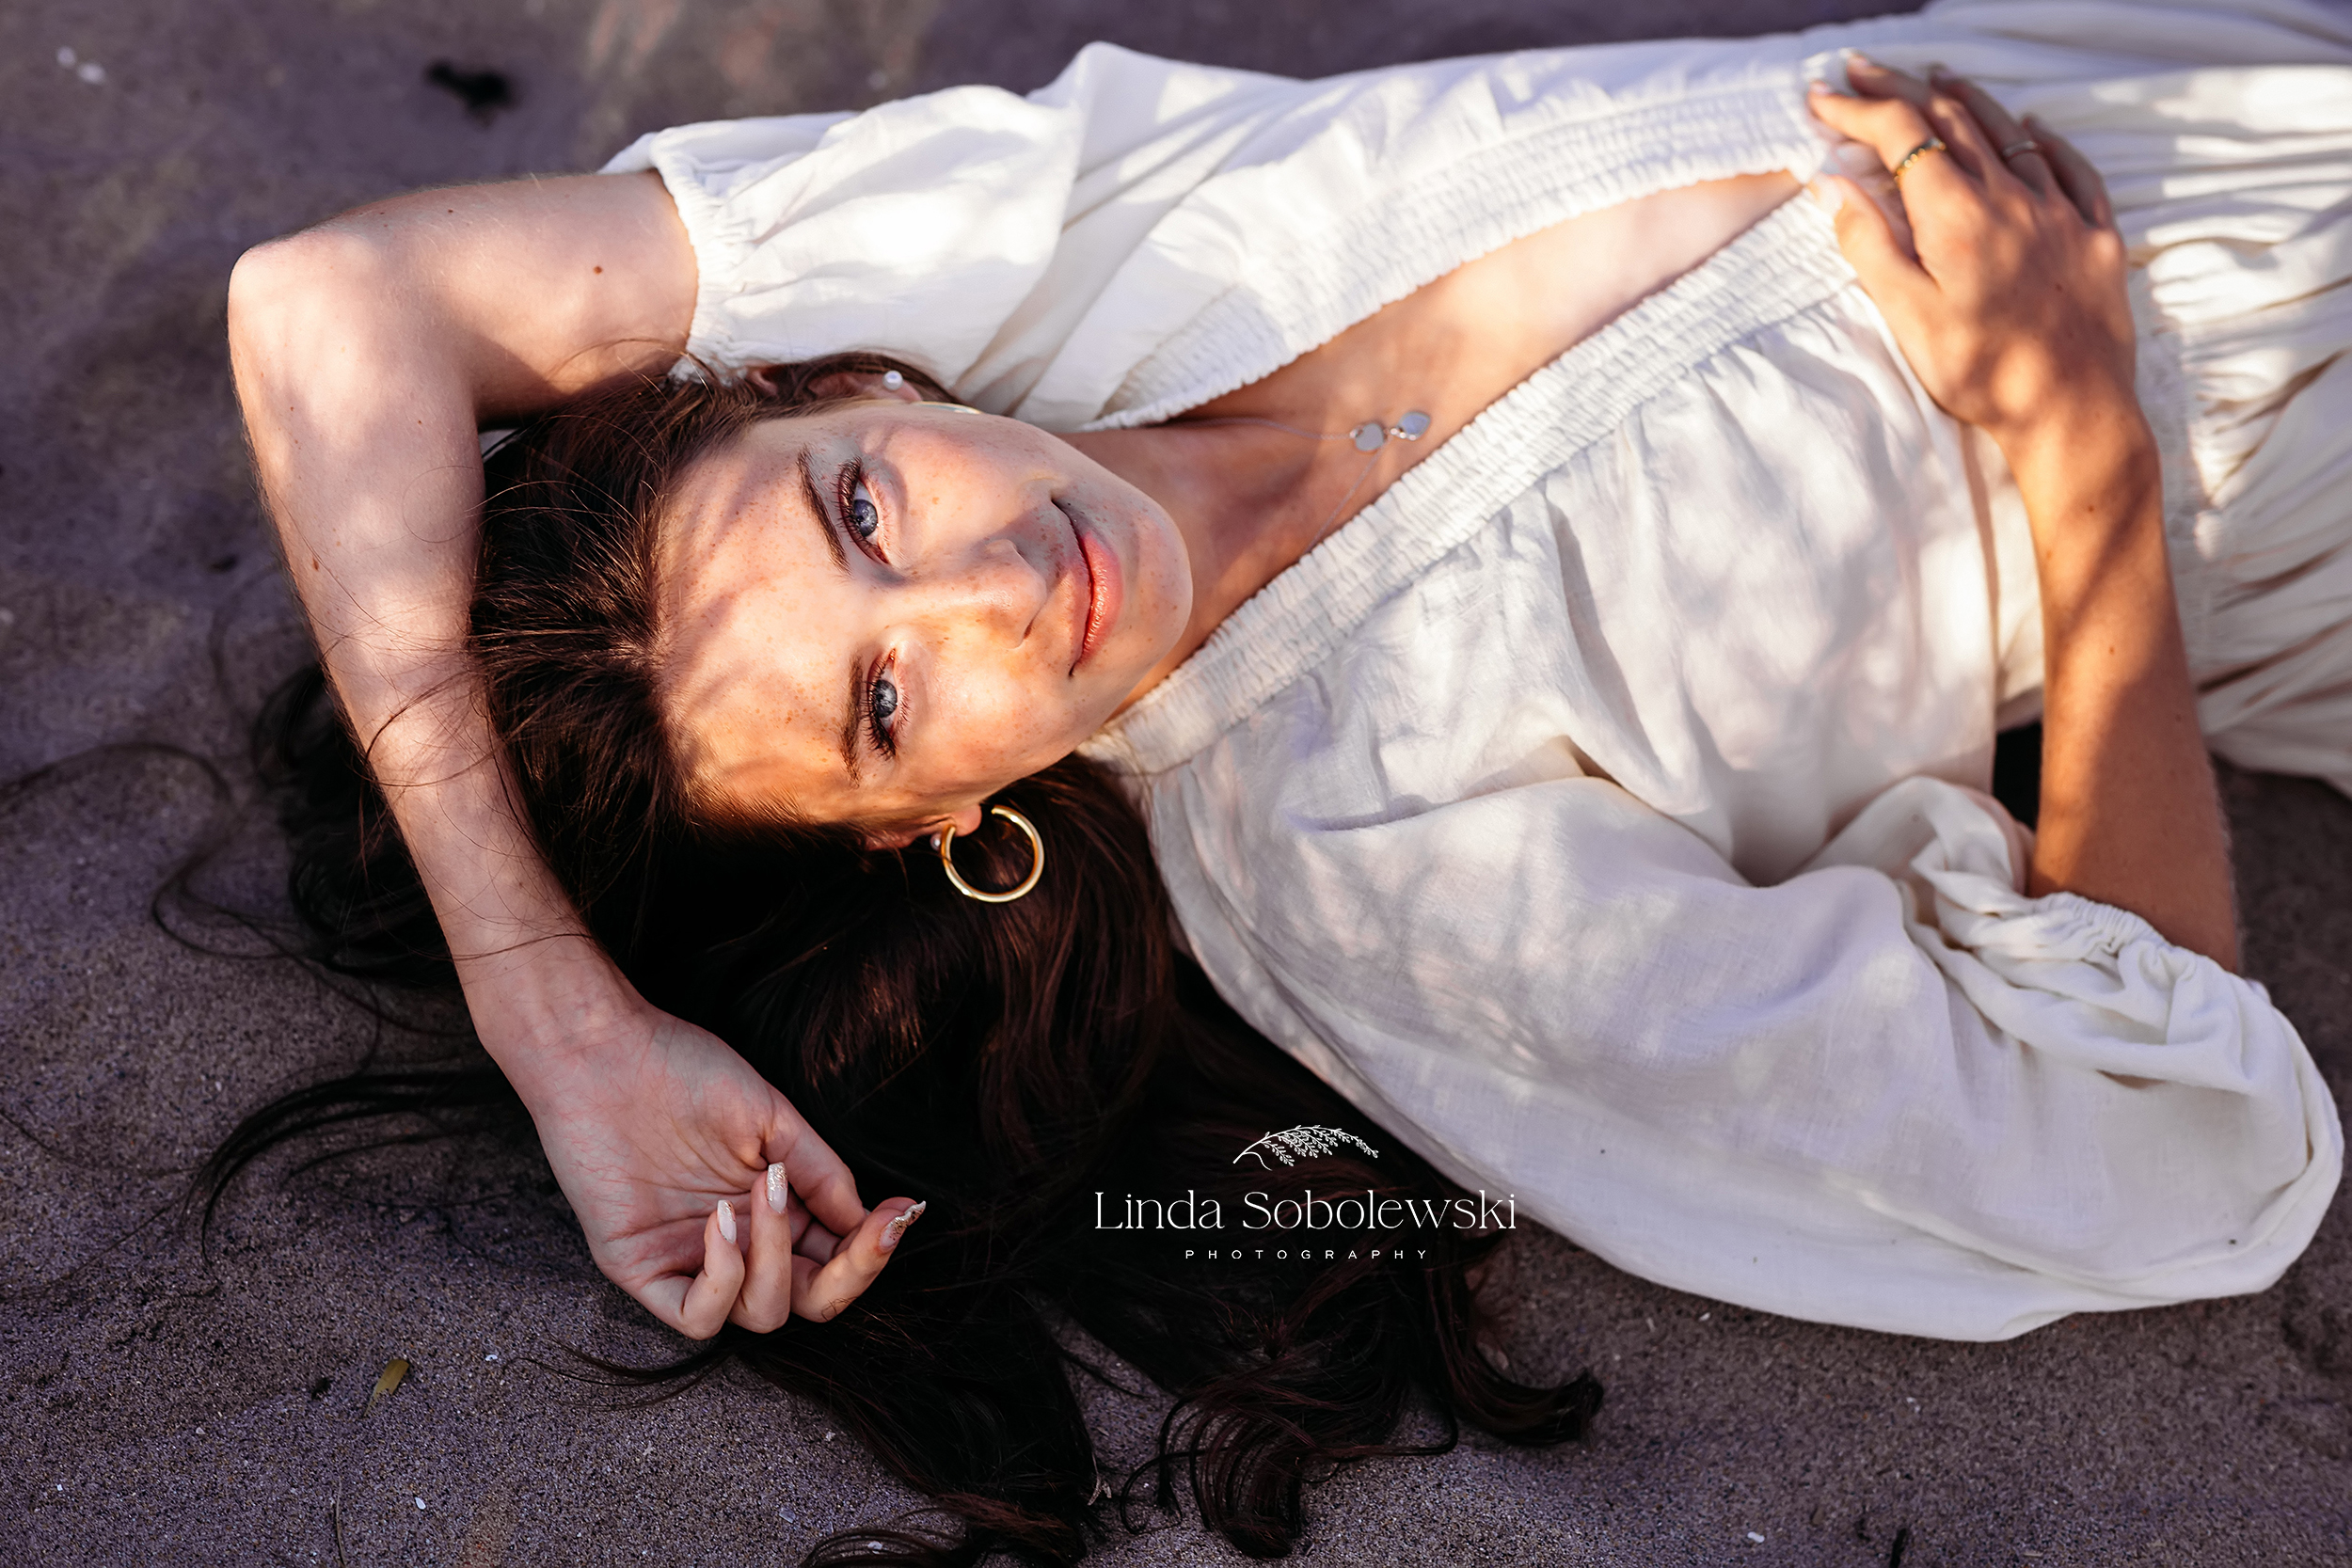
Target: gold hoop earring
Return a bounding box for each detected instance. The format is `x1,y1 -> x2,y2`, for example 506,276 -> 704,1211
935,805 -> 1044,903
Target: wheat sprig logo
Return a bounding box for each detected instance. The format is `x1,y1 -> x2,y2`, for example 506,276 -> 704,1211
1232,1125 -> 1381,1169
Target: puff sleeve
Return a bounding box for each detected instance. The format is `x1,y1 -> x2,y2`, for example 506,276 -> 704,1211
1154,772 -> 2341,1340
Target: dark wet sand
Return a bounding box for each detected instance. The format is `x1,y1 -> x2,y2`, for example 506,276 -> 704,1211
4,0 -> 2348,1561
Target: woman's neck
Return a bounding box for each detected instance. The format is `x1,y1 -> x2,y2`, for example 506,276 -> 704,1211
1070,419 -> 1358,698
1069,169 -> 1800,706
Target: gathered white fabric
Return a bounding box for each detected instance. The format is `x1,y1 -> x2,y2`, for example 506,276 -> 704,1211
607,0 -> 2352,1339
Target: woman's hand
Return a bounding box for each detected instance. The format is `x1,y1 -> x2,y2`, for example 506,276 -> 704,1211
1807,58 -> 2138,467
510,972 -> 924,1337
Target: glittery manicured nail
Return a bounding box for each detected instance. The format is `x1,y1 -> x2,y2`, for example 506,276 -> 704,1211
716,1199 -> 738,1244
766,1163 -> 787,1215
880,1199 -> 927,1251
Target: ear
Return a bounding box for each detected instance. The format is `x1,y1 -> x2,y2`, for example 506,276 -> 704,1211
863,800 -> 985,852
742,364 -> 784,396
804,368 -> 925,404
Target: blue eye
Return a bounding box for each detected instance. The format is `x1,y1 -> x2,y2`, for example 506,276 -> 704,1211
868,673 -> 899,736
848,477 -> 882,543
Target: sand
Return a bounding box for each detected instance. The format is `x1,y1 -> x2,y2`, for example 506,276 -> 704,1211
3,0 -> 2348,1562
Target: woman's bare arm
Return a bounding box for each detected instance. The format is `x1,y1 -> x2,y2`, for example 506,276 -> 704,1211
1812,61 -> 2238,969
228,172 -> 916,1333
230,174 -> 690,1071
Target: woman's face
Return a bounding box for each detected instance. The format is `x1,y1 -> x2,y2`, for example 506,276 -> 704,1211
659,392 -> 1192,842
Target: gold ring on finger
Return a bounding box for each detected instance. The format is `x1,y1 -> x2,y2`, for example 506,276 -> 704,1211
1997,138 -> 2039,161
1889,135 -> 1947,183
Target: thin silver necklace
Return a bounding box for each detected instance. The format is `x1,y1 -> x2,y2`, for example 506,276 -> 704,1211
1180,408 -> 1433,547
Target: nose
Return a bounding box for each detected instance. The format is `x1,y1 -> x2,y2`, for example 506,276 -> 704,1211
909,531 -> 1053,648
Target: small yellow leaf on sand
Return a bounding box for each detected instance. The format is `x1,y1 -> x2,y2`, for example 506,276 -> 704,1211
364,1357 -> 411,1416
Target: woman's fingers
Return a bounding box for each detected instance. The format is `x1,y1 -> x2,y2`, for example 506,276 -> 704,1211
730,1170 -> 799,1332
793,1197 -> 926,1323
1809,83 -> 1981,244
1840,52 -> 1937,116
660,1177 -> 917,1337
1814,174 -> 1929,316
1931,70 -> 2050,196
1844,55 -> 1997,183
764,1105 -> 870,1243
649,1188 -> 929,1338
660,1201 -> 748,1339
795,1219 -> 846,1265
2028,116 -> 2116,230
1810,82 -> 1947,182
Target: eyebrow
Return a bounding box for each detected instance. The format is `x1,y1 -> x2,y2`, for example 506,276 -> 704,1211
798,448 -> 847,573
840,657 -> 866,781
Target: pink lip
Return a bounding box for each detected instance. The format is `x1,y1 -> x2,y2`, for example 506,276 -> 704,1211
1063,503 -> 1120,673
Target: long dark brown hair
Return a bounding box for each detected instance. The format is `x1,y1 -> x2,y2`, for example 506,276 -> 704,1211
208,354 -> 1601,1566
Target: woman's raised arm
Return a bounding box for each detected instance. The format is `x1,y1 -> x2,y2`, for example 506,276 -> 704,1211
227,172 -> 917,1336
1810,59 -> 2239,970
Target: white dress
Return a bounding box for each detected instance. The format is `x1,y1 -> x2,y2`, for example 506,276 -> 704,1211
606,0 -> 2352,1339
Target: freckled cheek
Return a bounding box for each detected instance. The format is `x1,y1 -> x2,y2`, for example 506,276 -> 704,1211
928,658 -> 1088,783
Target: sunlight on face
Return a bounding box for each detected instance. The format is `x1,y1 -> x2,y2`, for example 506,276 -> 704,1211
657,398 -> 1193,843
